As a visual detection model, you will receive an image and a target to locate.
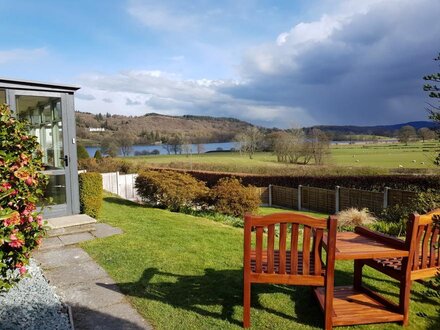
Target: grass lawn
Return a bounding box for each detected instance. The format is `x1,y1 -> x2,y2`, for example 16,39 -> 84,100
81,196 -> 439,329
122,141 -> 440,174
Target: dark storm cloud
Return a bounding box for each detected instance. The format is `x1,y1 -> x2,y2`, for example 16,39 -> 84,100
222,0 -> 440,125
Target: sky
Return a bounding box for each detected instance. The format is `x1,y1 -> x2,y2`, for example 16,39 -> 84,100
0,0 -> 439,128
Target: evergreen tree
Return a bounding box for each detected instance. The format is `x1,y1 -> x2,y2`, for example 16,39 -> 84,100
77,144 -> 90,160
94,149 -> 103,160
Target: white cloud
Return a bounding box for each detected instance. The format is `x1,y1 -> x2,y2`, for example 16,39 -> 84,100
0,48 -> 47,64
127,1 -> 197,31
75,70 -> 314,127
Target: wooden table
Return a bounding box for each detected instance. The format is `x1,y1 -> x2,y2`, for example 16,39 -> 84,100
314,231 -> 409,328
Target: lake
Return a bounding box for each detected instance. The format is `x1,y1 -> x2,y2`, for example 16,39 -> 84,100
86,142 -> 237,157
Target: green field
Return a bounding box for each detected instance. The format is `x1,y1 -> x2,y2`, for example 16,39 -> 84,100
122,141 -> 440,174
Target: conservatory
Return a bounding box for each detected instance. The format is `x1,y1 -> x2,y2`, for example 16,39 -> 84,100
0,78 -> 80,218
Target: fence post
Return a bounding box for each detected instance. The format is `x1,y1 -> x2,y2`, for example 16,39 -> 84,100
116,171 -> 120,196
335,186 -> 340,213
383,187 -> 390,209
298,185 -> 302,210
268,184 -> 272,206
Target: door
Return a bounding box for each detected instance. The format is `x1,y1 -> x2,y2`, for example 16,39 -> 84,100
8,90 -> 74,217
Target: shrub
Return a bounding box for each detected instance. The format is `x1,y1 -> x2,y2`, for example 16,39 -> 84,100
337,208 -> 376,231
77,144 -> 90,159
210,177 -> 260,217
377,189 -> 440,236
94,150 -> 103,160
0,104 -> 48,290
79,172 -> 103,218
135,170 -> 208,211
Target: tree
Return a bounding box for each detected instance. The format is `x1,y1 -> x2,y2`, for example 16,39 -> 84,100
77,144 -> 90,160
93,149 -> 103,160
164,134 -> 184,155
114,131 -> 135,156
100,136 -> 119,157
306,128 -> 330,165
397,125 -> 416,145
418,127 -> 436,142
196,143 -> 205,154
423,53 -> 440,163
235,127 -> 263,159
273,129 -> 306,163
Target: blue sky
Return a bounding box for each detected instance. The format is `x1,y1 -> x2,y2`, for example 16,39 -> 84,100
1,0 -> 439,127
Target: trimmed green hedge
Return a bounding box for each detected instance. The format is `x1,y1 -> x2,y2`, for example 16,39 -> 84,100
79,172 -> 103,218
146,167 -> 440,192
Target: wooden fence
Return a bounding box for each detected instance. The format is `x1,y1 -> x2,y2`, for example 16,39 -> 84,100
101,172 -> 140,201
266,185 -> 417,215
339,187 -> 384,214
301,186 -> 336,214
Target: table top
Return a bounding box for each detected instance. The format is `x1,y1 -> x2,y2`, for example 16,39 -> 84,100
324,232 -> 409,260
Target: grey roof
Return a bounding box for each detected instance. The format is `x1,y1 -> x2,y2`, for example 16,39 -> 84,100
0,77 -> 80,93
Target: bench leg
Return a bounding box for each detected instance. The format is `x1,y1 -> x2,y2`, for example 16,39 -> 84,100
243,278 -> 251,328
400,277 -> 412,326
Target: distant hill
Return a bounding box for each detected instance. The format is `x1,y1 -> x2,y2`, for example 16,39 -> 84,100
309,121 -> 438,136
75,111 -> 256,145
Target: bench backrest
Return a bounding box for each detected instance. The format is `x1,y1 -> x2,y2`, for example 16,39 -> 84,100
244,213 -> 337,282
406,209 -> 440,272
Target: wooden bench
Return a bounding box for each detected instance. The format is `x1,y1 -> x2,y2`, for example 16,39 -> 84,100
243,213 -> 337,328
355,209 -> 440,325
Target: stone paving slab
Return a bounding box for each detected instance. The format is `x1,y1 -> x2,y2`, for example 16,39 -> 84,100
43,260 -> 109,289
40,236 -> 64,250
61,279 -> 125,308
59,232 -> 96,246
93,223 -> 123,238
34,245 -> 151,330
72,305 -> 147,330
47,214 -> 96,229
33,247 -> 92,269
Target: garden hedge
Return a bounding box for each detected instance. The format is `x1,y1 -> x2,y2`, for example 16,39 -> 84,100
146,167 -> 440,192
79,172 -> 103,218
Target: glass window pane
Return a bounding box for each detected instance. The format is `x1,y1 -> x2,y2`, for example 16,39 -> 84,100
15,95 -> 64,169
44,175 -> 67,205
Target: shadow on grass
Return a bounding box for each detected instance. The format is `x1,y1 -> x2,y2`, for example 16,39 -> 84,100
97,267 -> 353,328
103,196 -> 141,207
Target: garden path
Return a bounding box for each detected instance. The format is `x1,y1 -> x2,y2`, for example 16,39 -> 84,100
33,224 -> 152,330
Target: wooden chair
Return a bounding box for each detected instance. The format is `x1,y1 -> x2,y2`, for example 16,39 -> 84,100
354,209 -> 440,325
243,213 -> 337,328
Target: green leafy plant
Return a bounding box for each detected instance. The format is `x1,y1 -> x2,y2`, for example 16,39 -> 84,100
210,177 -> 260,217
79,172 -> 103,218
135,170 -> 209,211
77,144 -> 90,160
93,149 -> 103,160
377,190 -> 440,236
0,104 -> 48,290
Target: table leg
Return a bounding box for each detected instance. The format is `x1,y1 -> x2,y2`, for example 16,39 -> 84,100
353,260 -> 364,290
